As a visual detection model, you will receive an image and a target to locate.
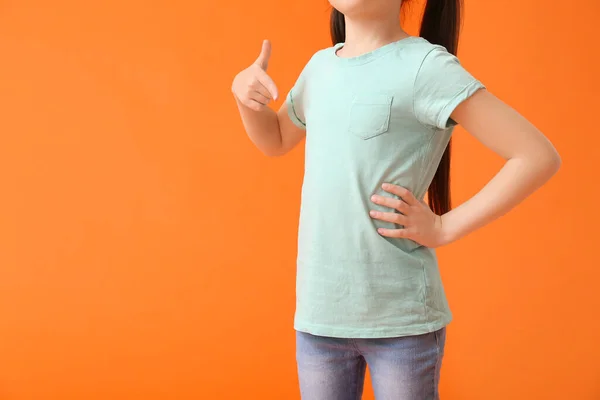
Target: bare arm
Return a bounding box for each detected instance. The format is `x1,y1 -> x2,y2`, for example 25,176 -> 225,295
370,88 -> 561,247
234,98 -> 306,157
231,40 -> 306,157
441,88 -> 562,242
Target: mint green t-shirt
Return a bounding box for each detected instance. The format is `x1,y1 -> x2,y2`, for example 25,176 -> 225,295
286,36 -> 485,338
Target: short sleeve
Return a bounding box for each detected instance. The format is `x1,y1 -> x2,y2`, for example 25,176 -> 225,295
413,46 -> 485,130
285,57 -> 312,130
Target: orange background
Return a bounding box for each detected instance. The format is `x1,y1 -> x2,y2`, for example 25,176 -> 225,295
0,1 -> 598,399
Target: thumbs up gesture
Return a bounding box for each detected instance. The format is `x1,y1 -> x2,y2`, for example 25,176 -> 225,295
232,40 -> 280,112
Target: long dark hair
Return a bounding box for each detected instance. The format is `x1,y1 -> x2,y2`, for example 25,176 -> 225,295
330,0 -> 462,215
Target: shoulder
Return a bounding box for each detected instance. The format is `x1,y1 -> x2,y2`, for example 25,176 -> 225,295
308,45 -> 335,64
374,37 -> 454,78
402,38 -> 470,82
292,45 -> 338,80
401,37 -> 451,63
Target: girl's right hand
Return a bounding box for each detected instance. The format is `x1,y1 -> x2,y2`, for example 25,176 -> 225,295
231,40 -> 279,112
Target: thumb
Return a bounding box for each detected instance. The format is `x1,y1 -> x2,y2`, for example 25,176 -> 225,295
254,39 -> 272,71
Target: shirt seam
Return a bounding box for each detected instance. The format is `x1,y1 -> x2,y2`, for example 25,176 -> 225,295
436,79 -> 482,129
288,87 -> 306,127
412,46 -> 441,130
414,130 -> 437,201
332,37 -> 422,68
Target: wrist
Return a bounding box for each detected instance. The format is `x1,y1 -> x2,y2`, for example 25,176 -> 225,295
438,212 -> 460,246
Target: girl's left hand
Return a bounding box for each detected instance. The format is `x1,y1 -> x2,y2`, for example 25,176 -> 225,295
369,183 -> 448,248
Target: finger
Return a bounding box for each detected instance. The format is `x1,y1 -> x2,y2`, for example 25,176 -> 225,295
369,210 -> 408,225
395,199 -> 410,214
381,183 -> 418,206
251,81 -> 272,100
377,228 -> 413,239
243,98 -> 267,112
256,68 -> 279,100
254,39 -> 272,71
248,91 -> 271,106
371,194 -> 410,213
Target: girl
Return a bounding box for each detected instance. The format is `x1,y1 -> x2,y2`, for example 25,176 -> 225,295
231,0 -> 561,398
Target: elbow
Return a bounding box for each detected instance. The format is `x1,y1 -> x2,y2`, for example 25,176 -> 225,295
517,145 -> 562,182
537,147 -> 562,180
547,148 -> 562,177
552,152 -> 562,175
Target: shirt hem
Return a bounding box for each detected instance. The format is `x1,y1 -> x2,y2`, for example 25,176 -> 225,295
285,89 -> 306,129
294,315 -> 452,339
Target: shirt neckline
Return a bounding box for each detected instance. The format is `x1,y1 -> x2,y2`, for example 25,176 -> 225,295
331,36 -> 420,66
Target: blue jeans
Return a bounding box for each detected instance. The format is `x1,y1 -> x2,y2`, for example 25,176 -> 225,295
296,327 -> 446,400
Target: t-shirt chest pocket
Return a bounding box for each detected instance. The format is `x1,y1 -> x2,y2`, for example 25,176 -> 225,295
347,93 -> 394,140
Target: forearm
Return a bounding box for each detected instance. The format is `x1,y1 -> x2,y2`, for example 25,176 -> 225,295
235,98 -> 283,156
441,152 -> 561,244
